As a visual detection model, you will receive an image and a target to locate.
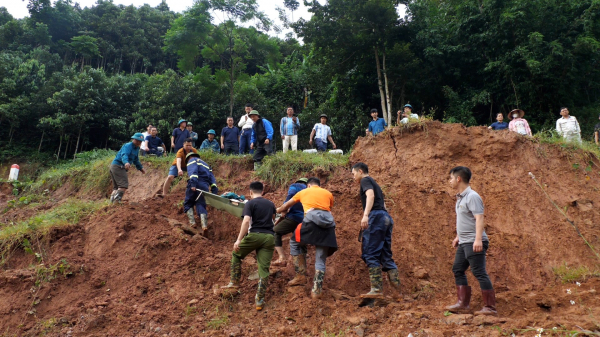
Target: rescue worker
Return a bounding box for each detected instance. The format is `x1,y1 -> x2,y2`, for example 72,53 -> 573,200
110,133 -> 147,203
184,152 -> 218,236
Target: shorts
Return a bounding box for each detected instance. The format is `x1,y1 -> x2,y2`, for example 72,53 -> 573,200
168,165 -> 178,176
110,164 -> 129,189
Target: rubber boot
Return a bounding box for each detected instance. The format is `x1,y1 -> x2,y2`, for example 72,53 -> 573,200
253,162 -> 261,171
112,190 -> 124,203
110,190 -> 118,202
474,289 -> 498,316
387,269 -> 401,290
200,214 -> 208,236
186,209 -> 196,227
445,285 -> 471,313
311,270 -> 325,299
221,259 -> 241,290
361,267 -> 384,299
255,276 -> 269,311
287,254 -> 307,286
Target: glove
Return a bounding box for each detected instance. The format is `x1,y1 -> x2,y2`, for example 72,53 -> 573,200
211,186 -> 219,195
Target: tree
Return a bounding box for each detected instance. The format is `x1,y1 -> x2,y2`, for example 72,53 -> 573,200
69,35 -> 99,70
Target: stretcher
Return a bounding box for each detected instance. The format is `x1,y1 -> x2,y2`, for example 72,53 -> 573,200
199,191 -> 246,218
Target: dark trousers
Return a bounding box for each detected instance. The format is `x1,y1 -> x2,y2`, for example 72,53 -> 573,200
184,182 -> 208,215
361,210 -> 397,271
239,130 -> 254,154
315,138 -> 327,152
452,242 -> 493,290
274,217 -> 301,247
253,142 -> 272,163
224,143 -> 238,155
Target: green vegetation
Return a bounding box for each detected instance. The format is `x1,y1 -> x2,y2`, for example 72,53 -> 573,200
256,151 -> 350,187
552,263 -> 600,283
533,130 -> 600,162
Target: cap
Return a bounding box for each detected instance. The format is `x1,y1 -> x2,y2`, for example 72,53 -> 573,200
249,110 -> 260,116
320,114 -> 328,119
187,122 -> 193,126
131,133 -> 145,141
178,119 -> 187,126
207,129 -> 216,135
404,104 -> 413,109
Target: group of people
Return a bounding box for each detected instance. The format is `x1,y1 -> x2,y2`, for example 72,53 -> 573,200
366,104 -> 420,136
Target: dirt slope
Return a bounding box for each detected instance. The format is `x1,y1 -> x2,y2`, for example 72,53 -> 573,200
1,122 -> 600,337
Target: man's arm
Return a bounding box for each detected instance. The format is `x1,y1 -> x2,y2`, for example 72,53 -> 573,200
233,216 -> 251,252
144,140 -> 149,151
473,214 -> 484,252
361,189 -> 375,229
220,130 -> 225,149
280,118 -> 285,138
309,129 -> 316,144
556,119 -> 562,135
265,120 -> 274,141
328,135 -> 336,149
277,198 -> 298,214
176,157 -> 183,176
595,131 -> 599,145
170,135 -> 175,148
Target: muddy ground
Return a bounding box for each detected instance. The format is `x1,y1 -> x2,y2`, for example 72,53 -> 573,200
1,122 -> 600,336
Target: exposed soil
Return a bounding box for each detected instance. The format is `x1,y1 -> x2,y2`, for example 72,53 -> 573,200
1,122 -> 600,336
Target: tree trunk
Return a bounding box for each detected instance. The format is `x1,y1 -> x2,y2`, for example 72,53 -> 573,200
382,52 -> 392,124
73,125 -> 82,160
64,137 -> 70,160
229,35 -> 235,117
38,130 -> 45,153
57,133 -> 63,161
8,126 -> 14,145
374,47 -> 388,124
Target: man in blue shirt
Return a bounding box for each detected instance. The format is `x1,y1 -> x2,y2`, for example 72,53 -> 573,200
488,113 -> 508,131
280,106 -> 301,153
187,122 -> 199,147
272,178 -> 307,267
367,108 -> 387,136
143,127 -> 166,157
221,117 -> 240,155
110,133 -> 147,203
200,130 -> 220,153
185,152 -> 218,236
249,110 -> 274,170
171,119 -> 190,153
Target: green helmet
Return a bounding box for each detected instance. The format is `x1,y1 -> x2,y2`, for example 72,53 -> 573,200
249,110 -> 260,116
296,178 -> 308,184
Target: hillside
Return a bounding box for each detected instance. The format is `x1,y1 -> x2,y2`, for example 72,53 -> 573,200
1,122 -> 600,336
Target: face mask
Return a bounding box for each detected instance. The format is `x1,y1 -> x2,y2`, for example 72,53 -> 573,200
513,114 -> 519,118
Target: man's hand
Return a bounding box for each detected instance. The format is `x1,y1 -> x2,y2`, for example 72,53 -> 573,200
293,116 -> 297,123
281,136 -> 285,140
124,163 -> 131,170
265,139 -> 270,145
140,168 -> 147,174
309,139 -> 313,146
221,144 -> 224,149
487,126 -> 492,129
361,215 -> 369,229
233,239 -> 241,252
332,143 -> 337,149
250,143 -> 254,149
452,236 -> 459,248
171,142 -> 175,149
473,239 -> 483,252
178,170 -> 183,177
191,187 -> 196,191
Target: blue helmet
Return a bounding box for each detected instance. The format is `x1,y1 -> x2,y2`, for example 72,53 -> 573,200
131,133 -> 145,141
177,119 -> 187,126
207,129 -> 216,135
404,104 -> 413,109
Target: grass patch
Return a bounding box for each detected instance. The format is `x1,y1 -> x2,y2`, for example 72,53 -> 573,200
552,262 -> 600,283
532,129 -> 600,162
256,151 -> 349,187
0,198 -> 106,265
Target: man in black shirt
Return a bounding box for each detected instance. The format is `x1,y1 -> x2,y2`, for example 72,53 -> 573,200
351,162 -> 400,299
221,181 -> 276,311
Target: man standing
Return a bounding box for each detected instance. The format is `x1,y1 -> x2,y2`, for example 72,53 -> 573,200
221,181 -> 276,311
249,110 -> 274,170
556,107 -> 582,143
161,138 -> 198,196
351,162 -> 401,298
140,124 -> 153,155
200,130 -> 220,153
488,113 -> 508,130
184,152 -> 218,236
280,106 -> 301,152
276,177 -> 337,299
187,122 -> 199,148
238,103 -> 255,154
367,109 -> 387,136
109,133 -> 147,203
221,117 -> 240,155
398,104 -> 419,124
144,127 -> 166,157
272,178 -> 307,266
445,166 -> 497,316
171,119 -> 190,153
309,114 -> 336,152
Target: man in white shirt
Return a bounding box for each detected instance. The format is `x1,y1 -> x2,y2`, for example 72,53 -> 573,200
556,107 -> 582,143
399,104 -> 419,124
140,124 -> 153,155
238,103 -> 255,154
309,114 -> 336,152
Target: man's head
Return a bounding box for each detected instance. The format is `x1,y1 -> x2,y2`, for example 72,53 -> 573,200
287,106 -> 294,117
186,122 -> 193,131
307,177 -> 321,187
178,119 -> 187,129
249,110 -> 260,122
146,124 -> 153,133
249,181 -> 264,197
560,107 -> 570,117
131,132 -> 145,147
370,109 -> 378,120
320,114 -> 328,124
183,138 -> 193,151
245,103 -> 253,114
150,127 -> 158,136
207,129 -> 216,141
404,104 -> 413,114
496,113 -> 504,122
227,117 -> 234,127
351,162 -> 369,181
449,166 -> 472,189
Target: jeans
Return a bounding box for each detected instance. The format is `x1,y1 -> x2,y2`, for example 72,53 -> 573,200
274,218 -> 301,247
183,182 -> 208,215
282,135 -> 298,152
361,210 -> 397,271
452,241 -> 493,290
239,129 -> 254,154
223,143 -> 238,155
146,148 -> 164,157
315,138 -> 327,152
253,142 -> 272,163
232,232 -> 275,279
290,234 -> 328,272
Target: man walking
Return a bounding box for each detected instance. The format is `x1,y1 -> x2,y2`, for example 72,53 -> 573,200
109,133 -> 147,203
351,162 -> 401,298
249,110 -> 274,170
309,114 -> 336,152
221,181 -> 276,311
171,119 -> 190,153
272,178 -> 307,266
276,177 -> 337,299
187,122 -> 199,148
161,138 -> 198,196
238,103 -> 255,154
200,130 -> 220,153
144,127 -> 166,157
556,107 -> 582,143
280,106 -> 300,152
367,109 -> 387,136
221,117 -> 240,155
445,166 -> 497,316
184,152 -> 218,236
